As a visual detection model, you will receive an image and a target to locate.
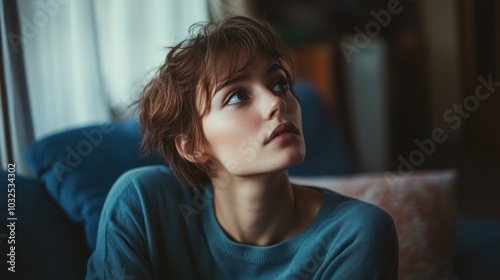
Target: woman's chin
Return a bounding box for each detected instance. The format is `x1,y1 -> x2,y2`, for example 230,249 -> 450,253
250,152 -> 306,176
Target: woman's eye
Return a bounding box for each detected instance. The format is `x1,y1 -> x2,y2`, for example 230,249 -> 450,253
227,91 -> 249,105
272,80 -> 289,94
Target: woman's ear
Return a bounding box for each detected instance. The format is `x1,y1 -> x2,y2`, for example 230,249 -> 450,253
175,134 -> 206,163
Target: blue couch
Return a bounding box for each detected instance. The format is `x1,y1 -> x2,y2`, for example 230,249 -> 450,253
1,83 -> 499,280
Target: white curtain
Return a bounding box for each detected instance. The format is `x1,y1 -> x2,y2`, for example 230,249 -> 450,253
18,0 -> 110,139
93,0 -> 209,117
18,0 -> 208,139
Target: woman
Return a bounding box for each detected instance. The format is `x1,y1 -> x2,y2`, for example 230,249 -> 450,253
86,15 -> 398,280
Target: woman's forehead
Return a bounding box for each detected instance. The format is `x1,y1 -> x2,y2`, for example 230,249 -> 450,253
211,51 -> 273,84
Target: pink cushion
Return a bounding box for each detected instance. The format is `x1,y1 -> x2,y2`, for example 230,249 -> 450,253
292,169 -> 458,280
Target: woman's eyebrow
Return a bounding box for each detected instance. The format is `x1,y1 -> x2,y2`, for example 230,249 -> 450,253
212,62 -> 284,98
266,63 -> 284,76
213,74 -> 250,98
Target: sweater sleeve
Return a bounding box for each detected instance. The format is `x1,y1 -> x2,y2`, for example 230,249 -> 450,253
86,174 -> 152,280
320,203 -> 399,280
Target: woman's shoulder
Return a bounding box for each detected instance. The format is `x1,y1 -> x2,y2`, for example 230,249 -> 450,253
114,164 -> 179,188
303,188 -> 399,279
317,187 -> 396,235
111,165 -> 184,193
104,165 -> 193,212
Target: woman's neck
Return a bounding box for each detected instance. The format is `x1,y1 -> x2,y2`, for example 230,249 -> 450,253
211,170 -> 302,246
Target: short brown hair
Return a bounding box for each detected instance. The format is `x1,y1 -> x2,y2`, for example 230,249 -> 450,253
138,15 -> 295,187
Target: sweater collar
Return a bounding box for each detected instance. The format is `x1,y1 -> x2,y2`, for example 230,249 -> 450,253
200,186 -> 336,263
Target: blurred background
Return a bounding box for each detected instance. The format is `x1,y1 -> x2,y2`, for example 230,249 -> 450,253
252,0 -> 500,219
1,0 -> 499,218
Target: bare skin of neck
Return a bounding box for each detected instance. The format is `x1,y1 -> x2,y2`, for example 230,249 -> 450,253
211,170 -> 323,246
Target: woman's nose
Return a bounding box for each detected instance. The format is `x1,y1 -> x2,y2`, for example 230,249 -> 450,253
262,89 -> 287,120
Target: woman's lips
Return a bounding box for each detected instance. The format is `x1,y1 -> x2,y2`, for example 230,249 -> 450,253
265,122 -> 300,144
268,131 -> 298,144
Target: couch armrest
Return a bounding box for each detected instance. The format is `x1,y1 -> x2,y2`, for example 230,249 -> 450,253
0,170 -> 90,280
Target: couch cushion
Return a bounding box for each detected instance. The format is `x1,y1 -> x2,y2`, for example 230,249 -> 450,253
0,171 -> 90,280
24,120 -> 165,249
292,169 -> 458,280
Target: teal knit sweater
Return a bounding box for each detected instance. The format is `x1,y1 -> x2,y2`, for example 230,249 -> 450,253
86,166 -> 398,279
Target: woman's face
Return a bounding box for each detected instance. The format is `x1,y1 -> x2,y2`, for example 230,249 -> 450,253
200,54 -> 305,178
